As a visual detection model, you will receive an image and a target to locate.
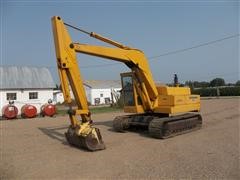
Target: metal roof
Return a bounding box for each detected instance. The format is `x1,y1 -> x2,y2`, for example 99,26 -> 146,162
84,80 -> 121,89
0,66 -> 55,90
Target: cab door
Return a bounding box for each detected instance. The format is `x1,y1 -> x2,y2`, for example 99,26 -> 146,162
120,72 -> 144,113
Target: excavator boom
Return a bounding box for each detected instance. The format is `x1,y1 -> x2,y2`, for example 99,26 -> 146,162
51,16 -> 202,151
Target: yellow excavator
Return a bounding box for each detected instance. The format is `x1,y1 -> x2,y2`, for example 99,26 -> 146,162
51,16 -> 202,151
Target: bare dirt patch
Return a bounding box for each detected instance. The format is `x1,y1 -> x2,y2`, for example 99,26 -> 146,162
0,98 -> 239,179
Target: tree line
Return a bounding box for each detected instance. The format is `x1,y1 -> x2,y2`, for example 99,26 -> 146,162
185,78 -> 240,88
183,78 -> 240,97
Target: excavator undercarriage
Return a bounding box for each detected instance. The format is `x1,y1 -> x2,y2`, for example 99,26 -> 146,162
113,113 -> 202,139
114,72 -> 202,138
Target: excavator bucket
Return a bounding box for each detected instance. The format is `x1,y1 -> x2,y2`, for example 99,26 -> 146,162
65,125 -> 105,151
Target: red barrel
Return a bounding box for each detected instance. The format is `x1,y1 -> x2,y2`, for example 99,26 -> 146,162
41,104 -> 56,117
2,105 -> 18,119
21,104 -> 37,118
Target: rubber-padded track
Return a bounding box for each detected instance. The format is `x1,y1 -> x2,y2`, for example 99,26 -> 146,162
113,113 -> 202,139
113,116 -> 129,132
149,114 -> 202,139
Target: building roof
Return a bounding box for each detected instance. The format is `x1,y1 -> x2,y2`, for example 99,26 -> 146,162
0,66 -> 55,90
84,80 -> 121,89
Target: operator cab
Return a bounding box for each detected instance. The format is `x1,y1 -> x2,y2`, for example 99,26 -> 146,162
120,72 -> 144,113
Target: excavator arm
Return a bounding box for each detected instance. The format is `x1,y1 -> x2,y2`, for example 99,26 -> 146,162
71,43 -> 159,111
52,16 -> 105,151
51,16 -> 202,151
51,16 -> 162,151
52,16 -> 159,112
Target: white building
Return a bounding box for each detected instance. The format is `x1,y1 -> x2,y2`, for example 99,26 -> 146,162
53,90 -> 64,104
84,80 -> 121,105
0,66 -> 55,116
53,80 -> 122,105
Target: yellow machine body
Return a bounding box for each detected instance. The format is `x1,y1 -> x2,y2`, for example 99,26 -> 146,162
121,72 -> 200,114
51,16 -> 202,150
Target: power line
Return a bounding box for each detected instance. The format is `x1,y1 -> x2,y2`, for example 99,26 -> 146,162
148,34 -> 239,60
80,33 -> 240,68
4,33 -> 238,69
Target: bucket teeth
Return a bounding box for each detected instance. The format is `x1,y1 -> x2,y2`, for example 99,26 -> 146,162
65,126 -> 105,151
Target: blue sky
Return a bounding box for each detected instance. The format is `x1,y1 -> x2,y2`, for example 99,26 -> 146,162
1,1 -> 239,84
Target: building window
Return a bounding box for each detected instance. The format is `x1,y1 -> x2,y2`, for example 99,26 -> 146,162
94,98 -> 100,105
100,93 -> 103,97
105,97 -> 110,104
29,92 -> 38,99
6,93 -> 17,100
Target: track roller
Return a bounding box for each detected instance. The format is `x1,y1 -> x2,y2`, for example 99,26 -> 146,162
113,116 -> 130,132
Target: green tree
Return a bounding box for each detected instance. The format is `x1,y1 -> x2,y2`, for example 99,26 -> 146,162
185,81 -> 210,88
210,78 -> 225,87
236,80 -> 240,86
185,81 -> 193,89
